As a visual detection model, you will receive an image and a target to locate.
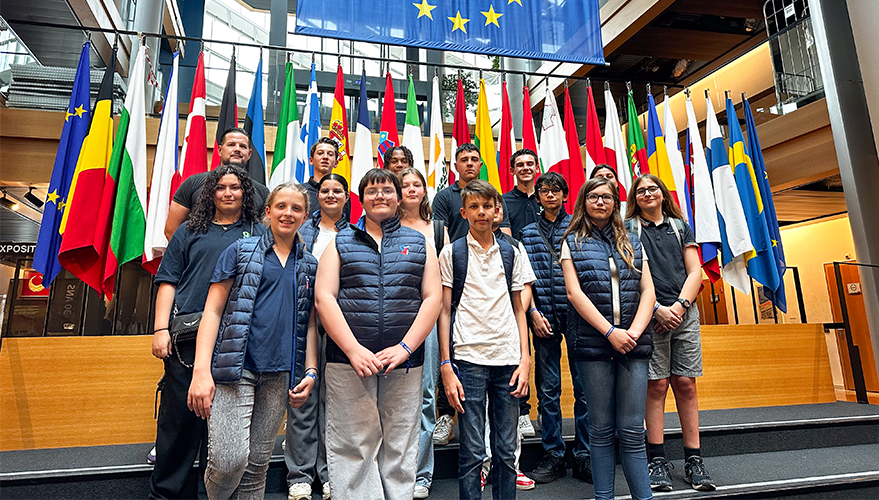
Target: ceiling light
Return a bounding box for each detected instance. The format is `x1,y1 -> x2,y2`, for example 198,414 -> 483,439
1,191 -> 20,211
24,187 -> 44,208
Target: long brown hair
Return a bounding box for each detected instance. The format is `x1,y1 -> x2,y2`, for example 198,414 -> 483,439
625,174 -> 684,221
564,177 -> 638,272
397,168 -> 432,222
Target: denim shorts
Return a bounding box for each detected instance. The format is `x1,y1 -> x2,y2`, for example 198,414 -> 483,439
647,306 -> 703,380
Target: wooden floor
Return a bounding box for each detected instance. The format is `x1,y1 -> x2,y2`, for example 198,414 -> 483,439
835,388 -> 879,404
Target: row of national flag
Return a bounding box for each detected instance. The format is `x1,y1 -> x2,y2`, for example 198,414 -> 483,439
32,40 -> 786,313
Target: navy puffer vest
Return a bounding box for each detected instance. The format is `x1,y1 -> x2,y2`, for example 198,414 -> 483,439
212,230 -> 318,385
565,224 -> 652,362
327,215 -> 427,366
519,212 -> 570,339
299,209 -> 350,253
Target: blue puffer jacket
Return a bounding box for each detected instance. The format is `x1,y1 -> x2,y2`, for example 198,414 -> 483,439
326,215 -> 427,366
299,209 -> 350,253
211,230 -> 318,385
519,211 -> 570,340
565,224 -> 651,362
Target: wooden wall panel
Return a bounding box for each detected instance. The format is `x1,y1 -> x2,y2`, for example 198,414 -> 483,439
0,336 -> 163,451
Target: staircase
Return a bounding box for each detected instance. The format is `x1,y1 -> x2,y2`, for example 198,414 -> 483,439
2,402 -> 878,499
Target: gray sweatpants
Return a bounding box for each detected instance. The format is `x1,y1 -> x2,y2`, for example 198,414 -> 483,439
325,362 -> 422,500
205,370 -> 289,500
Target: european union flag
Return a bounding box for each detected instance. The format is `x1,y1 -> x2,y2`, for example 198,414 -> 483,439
743,97 -> 786,313
33,42 -> 92,286
295,0 -> 604,65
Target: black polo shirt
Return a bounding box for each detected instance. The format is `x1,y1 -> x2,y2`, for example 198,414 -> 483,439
635,216 -> 698,305
172,171 -> 270,210
433,182 -> 510,242
502,186 -> 540,239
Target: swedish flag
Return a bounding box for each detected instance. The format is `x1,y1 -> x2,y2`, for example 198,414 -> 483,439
725,97 -> 780,295
33,41 -> 91,285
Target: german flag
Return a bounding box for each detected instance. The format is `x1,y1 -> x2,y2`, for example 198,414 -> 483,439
58,49 -> 117,294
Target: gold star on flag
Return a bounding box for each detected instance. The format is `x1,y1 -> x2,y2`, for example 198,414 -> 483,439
413,0 -> 437,19
448,11 -> 470,33
74,105 -> 86,118
482,5 -> 503,27
46,190 -> 59,205
509,0 -> 522,5
65,110 -> 74,122
57,200 -> 66,212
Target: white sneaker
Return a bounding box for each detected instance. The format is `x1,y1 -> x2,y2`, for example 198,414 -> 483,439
433,414 -> 454,445
147,446 -> 156,464
518,415 -> 536,437
322,482 -> 331,500
288,482 -> 311,500
413,484 -> 430,498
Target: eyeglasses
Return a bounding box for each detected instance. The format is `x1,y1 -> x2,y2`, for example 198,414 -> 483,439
586,193 -> 614,204
538,188 -> 562,196
364,187 -> 397,200
635,186 -> 661,197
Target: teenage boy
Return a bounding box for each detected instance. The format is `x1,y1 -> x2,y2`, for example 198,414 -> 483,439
315,168 -> 442,499
519,172 -> 593,484
384,146 -> 414,174
303,137 -> 341,212
163,127 -> 270,240
439,180 -> 531,500
433,143 -> 510,242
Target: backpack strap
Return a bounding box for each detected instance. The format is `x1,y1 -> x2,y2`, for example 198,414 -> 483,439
496,237 -> 515,297
668,217 -> 685,250
432,219 -> 445,257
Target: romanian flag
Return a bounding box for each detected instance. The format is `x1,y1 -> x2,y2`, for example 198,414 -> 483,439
663,94 -> 692,223
377,72 -> 399,168
726,97 -> 780,294
103,40 -> 148,298
58,49 -> 117,294
626,91 -> 648,176
211,52 -> 238,169
475,79 -> 501,192
646,93 -> 679,206
330,65 -> 351,183
33,41 -> 91,286
450,78 -> 471,183
497,80 -> 515,193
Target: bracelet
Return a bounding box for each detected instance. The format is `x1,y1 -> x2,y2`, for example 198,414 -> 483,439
399,341 -> 413,355
528,307 -> 539,315
605,326 -> 615,338
440,359 -> 452,368
153,327 -> 169,334
304,366 -> 318,374
305,372 -> 318,381
653,303 -> 660,312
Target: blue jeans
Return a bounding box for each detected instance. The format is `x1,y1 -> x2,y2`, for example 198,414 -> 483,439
534,337 -> 565,458
568,357 -> 591,459
575,358 -> 652,500
416,325 -> 439,488
457,361 -> 518,500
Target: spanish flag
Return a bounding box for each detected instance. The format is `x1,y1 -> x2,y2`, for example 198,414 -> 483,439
58,49 -> 117,294
330,64 -> 351,184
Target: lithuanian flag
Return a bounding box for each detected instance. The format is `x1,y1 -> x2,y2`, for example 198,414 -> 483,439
475,79 -> 501,192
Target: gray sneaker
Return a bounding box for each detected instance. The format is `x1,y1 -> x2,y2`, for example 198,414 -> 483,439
433,414 -> 454,446
685,456 -> 716,491
648,457 -> 673,491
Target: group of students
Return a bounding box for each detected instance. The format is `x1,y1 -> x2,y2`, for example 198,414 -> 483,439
147,126 -> 715,500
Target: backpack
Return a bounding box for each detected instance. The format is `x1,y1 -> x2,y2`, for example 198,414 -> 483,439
625,217 -> 686,251
448,235 -> 516,366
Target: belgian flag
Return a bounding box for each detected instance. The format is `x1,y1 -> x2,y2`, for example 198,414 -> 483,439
58,49 -> 117,294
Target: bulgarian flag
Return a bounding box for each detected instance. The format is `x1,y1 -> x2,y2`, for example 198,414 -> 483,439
269,61 -> 299,189
402,74 -> 426,177
562,86 -> 586,212
450,77 -> 470,183
475,79 -> 501,192
497,80 -> 515,193
102,40 -> 148,298
427,73 -> 446,200
58,48 -> 117,294
377,72 -> 399,168
174,51 -> 206,196
626,91 -> 648,176
522,85 -> 541,175
330,65 -> 351,184
349,68 -> 373,221
584,85 -> 606,171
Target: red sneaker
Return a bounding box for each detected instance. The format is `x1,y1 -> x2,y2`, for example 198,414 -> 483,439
480,469 -> 486,491
517,470 -> 536,490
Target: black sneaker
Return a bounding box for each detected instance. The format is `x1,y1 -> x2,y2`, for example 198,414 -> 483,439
571,455 -> 593,484
685,456 -> 716,491
648,457 -> 674,492
529,453 -> 566,483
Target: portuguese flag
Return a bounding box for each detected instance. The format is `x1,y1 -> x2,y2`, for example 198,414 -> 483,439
58,49 -> 117,294
102,40 -> 148,298
626,91 -> 648,176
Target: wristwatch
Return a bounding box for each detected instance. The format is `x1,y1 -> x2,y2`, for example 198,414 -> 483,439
676,298 -> 691,309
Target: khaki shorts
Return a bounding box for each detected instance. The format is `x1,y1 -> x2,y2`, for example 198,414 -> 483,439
647,306 -> 703,380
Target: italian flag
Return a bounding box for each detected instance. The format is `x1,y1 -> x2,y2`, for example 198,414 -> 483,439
102,40 -> 147,298
402,74 -> 426,178
269,62 -> 299,189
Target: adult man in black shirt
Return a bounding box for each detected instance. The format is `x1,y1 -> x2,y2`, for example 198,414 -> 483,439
432,143 -> 510,242
163,127 -> 270,239
502,149 -> 541,239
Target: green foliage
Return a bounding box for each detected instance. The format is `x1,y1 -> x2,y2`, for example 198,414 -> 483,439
440,73 -> 478,120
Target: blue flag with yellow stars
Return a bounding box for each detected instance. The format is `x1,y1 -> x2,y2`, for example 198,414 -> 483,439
33,41 -> 92,286
295,0 -> 604,65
